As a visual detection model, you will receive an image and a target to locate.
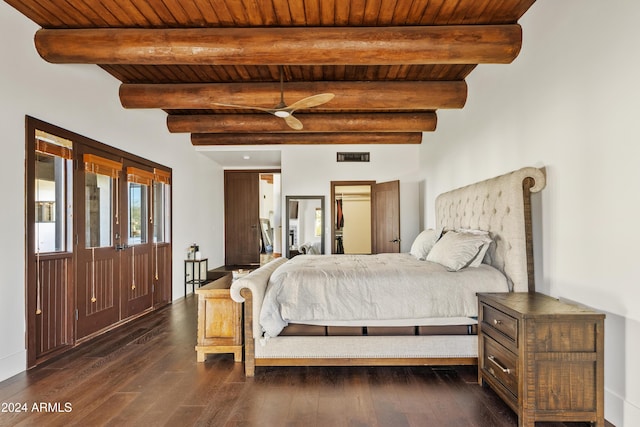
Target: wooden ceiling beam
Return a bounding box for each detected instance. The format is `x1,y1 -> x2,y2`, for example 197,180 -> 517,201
34,25 -> 521,65
121,81 -> 467,110
191,132 -> 423,146
168,112 -> 437,133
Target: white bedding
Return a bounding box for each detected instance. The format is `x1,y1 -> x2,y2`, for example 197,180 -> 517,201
259,253 -> 509,337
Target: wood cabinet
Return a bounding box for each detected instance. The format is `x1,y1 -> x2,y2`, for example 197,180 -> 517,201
195,272 -> 243,362
477,292 -> 605,427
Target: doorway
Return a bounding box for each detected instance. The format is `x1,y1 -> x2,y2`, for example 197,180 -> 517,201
331,180 -> 400,254
224,170 -> 281,266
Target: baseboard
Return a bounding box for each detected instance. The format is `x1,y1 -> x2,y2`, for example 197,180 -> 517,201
0,349 -> 26,383
621,398 -> 640,427
606,387 -> 640,427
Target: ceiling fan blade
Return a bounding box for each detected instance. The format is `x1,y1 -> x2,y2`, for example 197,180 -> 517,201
287,93 -> 335,111
210,102 -> 272,113
284,115 -> 304,130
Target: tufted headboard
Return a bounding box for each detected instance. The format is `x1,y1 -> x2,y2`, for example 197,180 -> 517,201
435,167 -> 546,292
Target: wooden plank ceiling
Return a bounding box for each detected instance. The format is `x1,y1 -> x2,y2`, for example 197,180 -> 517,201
7,0 -> 538,145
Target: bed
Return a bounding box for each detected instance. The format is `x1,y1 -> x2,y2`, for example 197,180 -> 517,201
231,167 -> 546,376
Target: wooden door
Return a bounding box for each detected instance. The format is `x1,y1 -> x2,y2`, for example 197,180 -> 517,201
26,119 -> 75,366
224,171 -> 260,265
120,161 -> 154,318
152,171 -> 172,307
75,148 -> 122,339
371,180 -> 401,254
153,243 -> 172,307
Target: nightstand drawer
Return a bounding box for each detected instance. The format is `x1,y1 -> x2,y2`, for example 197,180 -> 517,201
481,303 -> 518,344
482,336 -> 518,398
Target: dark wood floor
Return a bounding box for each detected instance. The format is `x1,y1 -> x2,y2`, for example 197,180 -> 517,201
0,296 -> 605,427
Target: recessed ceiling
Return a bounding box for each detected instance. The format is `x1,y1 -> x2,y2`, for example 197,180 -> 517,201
197,148 -> 281,169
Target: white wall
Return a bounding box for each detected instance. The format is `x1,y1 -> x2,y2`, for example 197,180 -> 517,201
341,198 -> 372,254
281,145 -> 421,254
0,3 -> 224,382
419,1 -> 640,425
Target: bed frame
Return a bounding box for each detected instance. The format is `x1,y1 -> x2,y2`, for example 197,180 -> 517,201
231,167 -> 546,376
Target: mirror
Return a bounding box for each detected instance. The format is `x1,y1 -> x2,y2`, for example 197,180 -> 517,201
285,196 -> 325,258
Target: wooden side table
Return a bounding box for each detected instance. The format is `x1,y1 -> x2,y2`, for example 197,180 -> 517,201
195,272 -> 243,362
477,292 -> 605,427
184,258 -> 208,296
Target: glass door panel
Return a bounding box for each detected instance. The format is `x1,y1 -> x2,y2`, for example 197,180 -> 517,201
75,149 -> 121,339
153,181 -> 170,244
35,152 -> 70,253
122,163 -> 154,317
128,182 -> 148,245
85,172 -> 113,248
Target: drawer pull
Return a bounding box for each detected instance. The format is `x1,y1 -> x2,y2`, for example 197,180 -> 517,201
488,355 -> 511,374
493,319 -> 502,325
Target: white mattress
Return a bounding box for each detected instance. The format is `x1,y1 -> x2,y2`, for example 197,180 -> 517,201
260,253 -> 509,337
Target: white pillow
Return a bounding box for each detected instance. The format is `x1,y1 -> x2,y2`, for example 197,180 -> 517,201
409,228 -> 442,260
455,229 -> 492,267
469,240 -> 491,267
426,230 -> 492,271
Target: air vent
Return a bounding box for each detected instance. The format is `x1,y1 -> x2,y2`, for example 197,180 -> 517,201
337,152 -> 370,162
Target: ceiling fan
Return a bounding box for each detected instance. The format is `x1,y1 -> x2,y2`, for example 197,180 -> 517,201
210,67 -> 334,130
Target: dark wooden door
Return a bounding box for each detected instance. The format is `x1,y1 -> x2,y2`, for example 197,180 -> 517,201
153,243 -> 172,307
371,180 -> 400,254
26,118 -> 75,366
75,147 -> 122,339
120,160 -> 154,318
224,171 -> 260,265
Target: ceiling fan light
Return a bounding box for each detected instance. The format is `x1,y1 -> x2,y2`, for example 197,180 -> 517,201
274,110 -> 290,118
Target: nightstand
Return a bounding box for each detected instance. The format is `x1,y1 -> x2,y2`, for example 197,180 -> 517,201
477,292 -> 605,427
195,272 -> 243,362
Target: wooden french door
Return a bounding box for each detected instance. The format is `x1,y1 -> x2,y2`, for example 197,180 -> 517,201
121,159 -> 154,318
75,151 -> 155,339
372,180 -> 401,254
75,147 -> 123,339
26,117 -> 173,365
26,119 -> 75,366
224,171 -> 260,266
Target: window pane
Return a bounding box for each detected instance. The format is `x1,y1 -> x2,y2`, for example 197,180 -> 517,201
153,182 -> 171,243
85,172 -> 112,248
35,153 -> 68,252
128,182 -> 148,245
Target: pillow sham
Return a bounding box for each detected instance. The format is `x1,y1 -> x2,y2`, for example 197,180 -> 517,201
426,230 -> 492,271
455,229 -> 492,267
409,228 -> 442,260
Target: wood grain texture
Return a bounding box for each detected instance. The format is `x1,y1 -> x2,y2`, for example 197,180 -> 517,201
6,0 -> 541,145
6,0 -> 537,28
478,292 -> 606,427
224,171 -> 260,266
119,81 -> 468,110
168,112 -> 438,133
35,25 -> 522,65
195,273 -> 243,363
192,132 -> 423,145
0,294 -> 607,426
